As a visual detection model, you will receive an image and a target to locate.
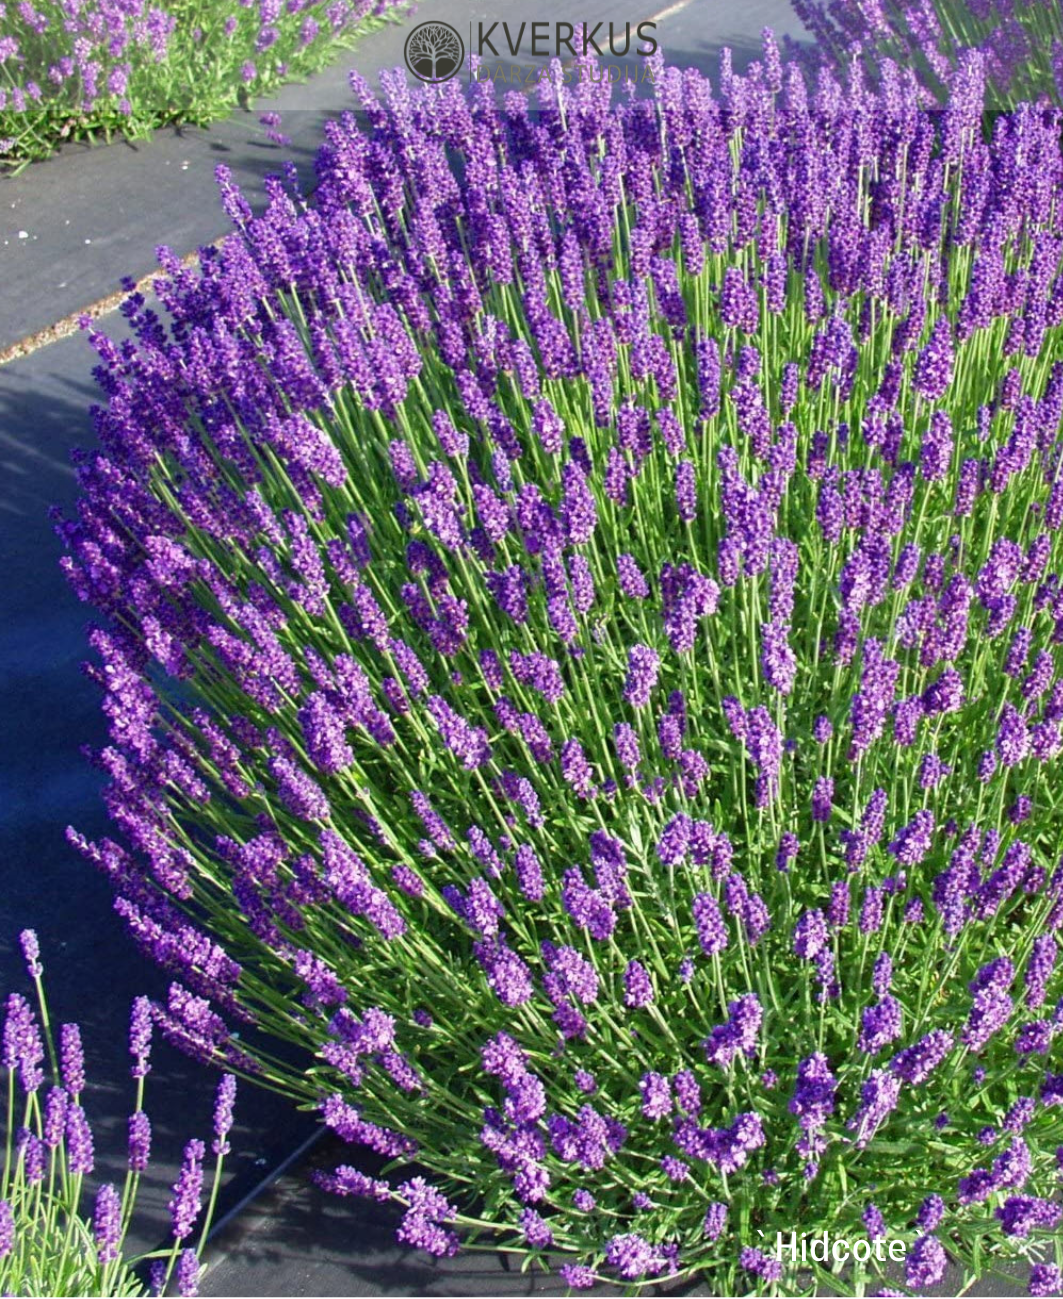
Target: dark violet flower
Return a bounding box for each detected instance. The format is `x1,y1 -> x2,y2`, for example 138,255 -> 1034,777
794,910 -> 828,961
703,1201 -> 728,1240
661,1155 -> 688,1182
4,994 -> 44,1094
859,995 -> 903,1056
913,319 -> 954,403
888,809 -> 935,867
176,1249 -> 200,1298
906,1235 -> 948,1289
1030,1263 -> 1063,1297
519,1207 -> 554,1249
862,1203 -> 886,1240
790,1053 -> 837,1138
996,1196 -> 1062,1238
60,1023 -> 85,1095
675,461 -> 697,522
613,723 -> 641,769
693,894 -> 728,956
169,1139 -> 205,1241
559,1264 -> 596,1289
604,1233 -> 666,1281
0,1200 -> 12,1259
622,645 -> 660,709
19,930 -> 42,980
94,1183 -> 122,1264
891,1029 -> 953,1085
640,1072 -> 672,1119
739,1246 -> 783,1283
811,777 -> 834,823
917,1194 -> 945,1232
66,1103 -> 94,1175
617,554 -> 649,600
848,1070 -> 901,1149
623,959 -> 654,1009
128,1110 -> 152,1172
212,1074 -> 236,1156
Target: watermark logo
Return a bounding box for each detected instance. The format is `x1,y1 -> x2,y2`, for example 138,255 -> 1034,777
472,20 -> 657,60
404,21 -> 465,84
776,1231 -> 907,1266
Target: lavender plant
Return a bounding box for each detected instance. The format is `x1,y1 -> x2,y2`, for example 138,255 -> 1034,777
1,931 -> 235,1297
0,0 -> 408,169
790,0 -> 1063,109
58,37 -> 1063,1296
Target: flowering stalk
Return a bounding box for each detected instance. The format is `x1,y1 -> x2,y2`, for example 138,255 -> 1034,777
0,932 -> 234,1297
58,36 -> 1063,1296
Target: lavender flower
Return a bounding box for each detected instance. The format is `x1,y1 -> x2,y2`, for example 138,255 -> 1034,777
94,1183 -> 122,1264
907,1235 -> 948,1289
169,1139 -> 205,1241
59,1024 -> 85,1096
212,1074 -> 236,1156
0,1200 -> 11,1259
128,1110 -> 152,1172
622,645 -> 660,709
1030,1263 -> 1063,1297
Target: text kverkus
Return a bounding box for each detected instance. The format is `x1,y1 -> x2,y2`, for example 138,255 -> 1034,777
473,21 -> 658,59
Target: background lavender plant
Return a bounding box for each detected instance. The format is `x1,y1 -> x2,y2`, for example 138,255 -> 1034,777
58,37 -> 1063,1295
0,0 -> 408,170
790,0 -> 1063,108
0,932 -> 234,1297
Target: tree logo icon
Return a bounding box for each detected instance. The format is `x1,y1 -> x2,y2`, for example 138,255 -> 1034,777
404,21 -> 465,83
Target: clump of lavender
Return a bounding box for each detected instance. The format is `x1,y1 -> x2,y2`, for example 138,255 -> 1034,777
791,0 -> 1063,108
0,0 -> 408,170
59,38 -> 1063,1296
0,931 -> 233,1297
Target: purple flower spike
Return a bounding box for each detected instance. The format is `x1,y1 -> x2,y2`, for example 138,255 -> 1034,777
623,959 -> 654,1009
559,1264 -> 596,1289
907,1235 -> 948,1289
0,1200 -> 12,1259
128,1110 -> 152,1172
4,994 -> 44,1094
913,319 -> 954,402
60,1023 -> 85,1096
66,1103 -> 94,1175
176,1248 -> 200,1298
94,1183 -> 122,1264
622,645 -> 660,708
130,996 -> 153,1079
18,930 -> 42,980
169,1139 -> 206,1242
1029,1263 -> 1063,1297
212,1074 -> 237,1155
